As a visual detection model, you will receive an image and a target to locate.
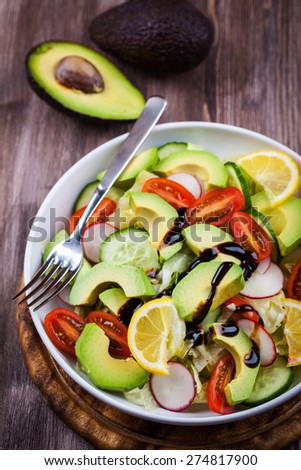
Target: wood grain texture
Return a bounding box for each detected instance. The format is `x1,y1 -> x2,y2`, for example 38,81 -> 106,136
1,0 -> 301,450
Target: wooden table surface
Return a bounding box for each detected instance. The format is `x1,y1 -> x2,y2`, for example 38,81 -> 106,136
1,0 -> 301,450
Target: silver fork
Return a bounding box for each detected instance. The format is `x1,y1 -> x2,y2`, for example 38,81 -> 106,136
13,96 -> 167,311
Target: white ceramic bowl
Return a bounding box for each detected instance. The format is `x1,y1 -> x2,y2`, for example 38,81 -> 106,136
24,122 -> 301,426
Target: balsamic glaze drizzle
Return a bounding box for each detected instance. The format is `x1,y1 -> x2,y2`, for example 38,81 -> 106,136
192,262 -> 234,324
234,304 -> 264,326
118,298 -> 144,327
157,220 -> 260,331
162,208 -> 187,247
219,322 -> 240,337
185,323 -> 206,346
244,342 -> 260,368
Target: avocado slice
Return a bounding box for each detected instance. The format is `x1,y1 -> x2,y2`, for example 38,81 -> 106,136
172,261 -> 245,322
251,191 -> 271,212
42,230 -> 91,285
154,150 -> 228,190
97,147 -> 158,189
183,224 -> 238,264
99,287 -> 129,315
129,192 -> 178,255
259,197 -> 301,256
26,41 -> 145,122
209,323 -> 260,405
69,262 -> 155,306
76,323 -> 149,392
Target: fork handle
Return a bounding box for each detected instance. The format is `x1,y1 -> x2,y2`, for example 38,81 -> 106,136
70,96 -> 167,242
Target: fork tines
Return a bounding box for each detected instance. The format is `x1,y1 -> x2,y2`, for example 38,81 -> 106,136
13,259 -> 77,311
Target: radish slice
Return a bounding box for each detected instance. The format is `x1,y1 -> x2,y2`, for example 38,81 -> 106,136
58,285 -> 72,305
82,222 -> 117,264
167,173 -> 202,199
256,256 -> 271,275
236,318 -> 276,366
241,262 -> 284,299
150,362 -> 196,411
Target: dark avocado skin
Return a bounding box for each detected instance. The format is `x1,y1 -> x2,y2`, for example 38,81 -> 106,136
90,0 -> 214,75
25,41 -> 143,124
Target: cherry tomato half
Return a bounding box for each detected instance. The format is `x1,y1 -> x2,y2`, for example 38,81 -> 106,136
185,187 -> 244,226
87,311 -> 131,358
142,178 -> 195,210
224,296 -> 262,324
69,198 -> 116,233
287,259 -> 301,300
229,212 -> 272,262
44,308 -> 86,355
207,353 -> 236,415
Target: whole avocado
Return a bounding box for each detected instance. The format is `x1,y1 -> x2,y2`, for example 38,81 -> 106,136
89,0 -> 214,74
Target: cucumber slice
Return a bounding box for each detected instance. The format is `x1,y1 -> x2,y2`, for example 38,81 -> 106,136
73,181 -> 98,212
158,142 -> 204,160
247,208 -> 280,261
99,227 -> 159,272
187,143 -> 204,151
225,161 -> 251,210
158,142 -> 187,160
73,180 -> 124,212
244,355 -> 293,407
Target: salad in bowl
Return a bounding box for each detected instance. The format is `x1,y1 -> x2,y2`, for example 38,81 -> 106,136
24,123 -> 301,425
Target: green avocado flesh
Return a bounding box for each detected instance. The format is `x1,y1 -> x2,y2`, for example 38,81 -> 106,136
129,192 -> 178,251
172,261 -> 245,322
69,262 -> 155,306
76,323 -> 149,391
154,150 -> 228,190
99,287 -> 129,315
26,41 -> 145,121
183,224 -> 238,264
210,323 -> 260,405
260,197 -> 301,256
97,148 -> 158,188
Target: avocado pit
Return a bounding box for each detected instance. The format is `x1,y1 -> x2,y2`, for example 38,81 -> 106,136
55,55 -> 104,93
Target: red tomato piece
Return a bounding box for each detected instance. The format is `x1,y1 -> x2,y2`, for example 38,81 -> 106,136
44,308 -> 86,355
224,296 -> 262,324
142,177 -> 195,209
229,211 -> 272,262
207,353 -> 236,415
185,187 -> 244,226
287,259 -> 301,300
87,311 -> 131,358
68,198 -> 116,233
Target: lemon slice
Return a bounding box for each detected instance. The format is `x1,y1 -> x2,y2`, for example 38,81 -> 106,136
283,298 -> 301,366
127,298 -> 186,375
237,150 -> 299,207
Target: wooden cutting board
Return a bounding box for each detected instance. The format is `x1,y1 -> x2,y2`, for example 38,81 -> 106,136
16,280 -> 301,450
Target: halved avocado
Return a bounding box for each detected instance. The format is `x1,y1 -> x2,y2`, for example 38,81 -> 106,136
26,41 -> 145,122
